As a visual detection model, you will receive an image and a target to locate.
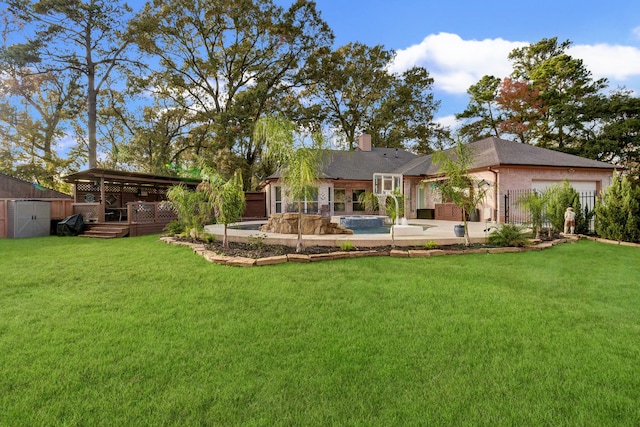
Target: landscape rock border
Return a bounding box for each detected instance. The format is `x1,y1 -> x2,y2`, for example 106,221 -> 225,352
159,235 -> 583,267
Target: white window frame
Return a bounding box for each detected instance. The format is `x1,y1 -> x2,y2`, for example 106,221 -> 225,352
374,173 -> 403,195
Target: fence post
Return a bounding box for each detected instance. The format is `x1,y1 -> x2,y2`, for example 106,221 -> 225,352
504,192 -> 510,223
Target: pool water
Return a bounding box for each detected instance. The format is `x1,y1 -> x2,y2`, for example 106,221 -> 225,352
351,226 -> 391,234
230,222 -> 392,234
229,223 -> 262,231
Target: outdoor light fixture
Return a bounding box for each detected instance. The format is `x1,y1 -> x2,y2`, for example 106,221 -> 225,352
478,179 -> 490,188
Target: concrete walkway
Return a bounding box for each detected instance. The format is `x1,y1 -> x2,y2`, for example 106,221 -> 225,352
205,219 -> 497,248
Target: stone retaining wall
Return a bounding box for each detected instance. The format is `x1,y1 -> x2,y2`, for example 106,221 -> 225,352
159,235 -> 582,267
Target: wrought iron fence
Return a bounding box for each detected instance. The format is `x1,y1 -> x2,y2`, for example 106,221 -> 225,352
504,189 -> 598,233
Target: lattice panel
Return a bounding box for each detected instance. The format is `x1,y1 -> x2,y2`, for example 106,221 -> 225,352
123,186 -> 138,194
105,184 -> 121,192
77,182 -> 98,192
130,203 -> 156,223
157,203 -> 178,221
73,203 -> 100,220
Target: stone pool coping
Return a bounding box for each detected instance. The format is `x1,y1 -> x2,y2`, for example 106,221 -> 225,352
159,235 -> 581,267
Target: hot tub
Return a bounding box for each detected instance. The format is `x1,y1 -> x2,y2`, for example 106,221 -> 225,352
339,215 -> 385,230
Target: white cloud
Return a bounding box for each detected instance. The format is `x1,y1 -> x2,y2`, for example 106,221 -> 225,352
56,134 -> 78,152
390,32 -> 640,94
569,44 -> 640,81
434,114 -> 459,130
389,33 -> 526,94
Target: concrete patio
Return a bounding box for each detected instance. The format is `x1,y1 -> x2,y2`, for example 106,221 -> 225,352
205,219 -> 496,248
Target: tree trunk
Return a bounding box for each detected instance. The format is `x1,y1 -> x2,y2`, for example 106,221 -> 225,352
296,200 -> 303,253
87,69 -> 98,168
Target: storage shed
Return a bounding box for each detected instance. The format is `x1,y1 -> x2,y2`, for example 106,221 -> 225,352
0,173 -> 73,238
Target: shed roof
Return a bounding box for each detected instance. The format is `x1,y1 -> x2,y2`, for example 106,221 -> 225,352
63,168 -> 201,186
0,173 -> 71,199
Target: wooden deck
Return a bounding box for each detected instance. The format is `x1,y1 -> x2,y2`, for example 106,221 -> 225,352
74,201 -> 177,238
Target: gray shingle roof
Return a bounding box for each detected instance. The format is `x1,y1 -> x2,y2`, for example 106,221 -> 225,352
397,137 -> 617,177
268,137 -> 617,182
269,147 -> 419,180
322,147 -> 418,179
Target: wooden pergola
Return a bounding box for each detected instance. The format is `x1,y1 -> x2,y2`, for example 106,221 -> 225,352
63,168 -> 200,236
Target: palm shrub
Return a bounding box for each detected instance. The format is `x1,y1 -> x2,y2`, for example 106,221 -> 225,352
166,184 -> 211,238
431,141 -> 489,246
384,189 -> 405,223
255,115 -> 326,253
595,173 -> 640,242
488,223 -> 531,247
516,189 -> 551,239
200,169 -> 246,248
357,191 -> 380,214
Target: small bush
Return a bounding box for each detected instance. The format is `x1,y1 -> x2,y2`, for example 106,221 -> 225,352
424,240 -> 438,249
163,220 -> 186,236
488,224 -> 531,247
339,240 -> 357,251
202,233 -> 216,244
247,233 -> 268,250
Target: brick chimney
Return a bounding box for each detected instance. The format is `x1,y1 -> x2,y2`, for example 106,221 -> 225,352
358,133 -> 372,151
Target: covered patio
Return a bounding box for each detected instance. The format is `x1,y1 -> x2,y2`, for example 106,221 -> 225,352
63,168 -> 200,237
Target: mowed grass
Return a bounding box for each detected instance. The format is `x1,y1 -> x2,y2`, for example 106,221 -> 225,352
1,236 -> 639,426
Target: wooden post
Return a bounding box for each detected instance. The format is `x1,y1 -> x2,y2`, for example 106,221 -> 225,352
99,177 -> 106,222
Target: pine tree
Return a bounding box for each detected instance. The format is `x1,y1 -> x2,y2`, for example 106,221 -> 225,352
594,174 -> 635,242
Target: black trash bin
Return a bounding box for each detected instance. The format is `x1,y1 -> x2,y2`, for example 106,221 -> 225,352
57,214 -> 85,236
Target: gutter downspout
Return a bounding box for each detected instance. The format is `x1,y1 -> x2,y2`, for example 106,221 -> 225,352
488,167 -> 499,222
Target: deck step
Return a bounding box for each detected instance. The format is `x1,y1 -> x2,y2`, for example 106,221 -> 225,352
80,224 -> 129,238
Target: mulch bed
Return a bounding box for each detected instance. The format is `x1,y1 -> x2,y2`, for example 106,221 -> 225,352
163,234 -> 577,267
202,240 -> 517,259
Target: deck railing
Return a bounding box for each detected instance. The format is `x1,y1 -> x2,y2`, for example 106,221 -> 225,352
72,203 -> 101,222
128,202 -> 178,224
72,201 -> 178,225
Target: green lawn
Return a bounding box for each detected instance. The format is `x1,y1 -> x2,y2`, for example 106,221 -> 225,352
1,236 -> 639,426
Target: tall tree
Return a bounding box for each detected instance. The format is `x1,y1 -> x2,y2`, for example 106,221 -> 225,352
456,75 -> 503,142
496,77 -> 546,144
506,38 -> 607,150
131,0 -> 332,185
580,90 -> 640,179
6,0 -> 141,169
302,42 -> 394,149
303,42 -> 442,151
457,38 -> 609,154
0,68 -> 81,189
367,66 -> 442,153
0,9 -> 84,189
